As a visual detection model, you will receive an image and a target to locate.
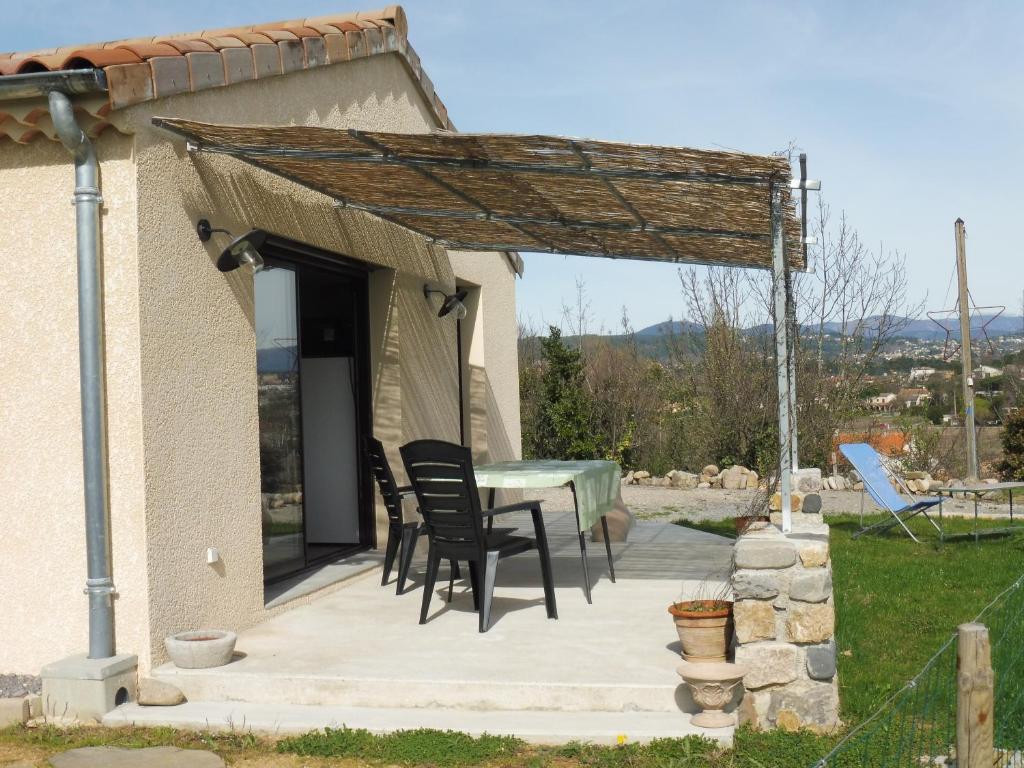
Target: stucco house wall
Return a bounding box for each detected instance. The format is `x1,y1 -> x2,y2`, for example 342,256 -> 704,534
0,51 -> 522,673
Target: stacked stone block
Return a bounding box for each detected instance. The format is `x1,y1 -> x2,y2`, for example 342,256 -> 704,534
731,514 -> 840,732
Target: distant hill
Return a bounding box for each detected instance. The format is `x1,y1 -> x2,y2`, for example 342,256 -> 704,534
257,345 -> 298,373
635,314 -> 1024,341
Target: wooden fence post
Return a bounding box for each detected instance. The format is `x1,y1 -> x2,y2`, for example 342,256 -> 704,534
957,622 -> 994,768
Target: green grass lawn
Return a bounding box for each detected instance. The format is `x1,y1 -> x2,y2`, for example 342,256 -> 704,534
675,514 -> 1024,722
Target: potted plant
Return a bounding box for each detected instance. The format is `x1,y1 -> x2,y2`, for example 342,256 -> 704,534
668,580 -> 733,663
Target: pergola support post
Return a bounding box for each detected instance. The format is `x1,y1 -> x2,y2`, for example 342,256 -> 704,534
771,182 -> 793,533
785,266 -> 799,471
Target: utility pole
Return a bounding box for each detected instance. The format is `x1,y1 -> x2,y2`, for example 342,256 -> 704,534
955,218 -> 978,481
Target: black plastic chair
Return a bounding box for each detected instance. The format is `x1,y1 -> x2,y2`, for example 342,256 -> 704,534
400,439 -> 558,632
364,436 -> 459,595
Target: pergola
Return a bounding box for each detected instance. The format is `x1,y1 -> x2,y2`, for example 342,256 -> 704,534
155,117 -> 816,531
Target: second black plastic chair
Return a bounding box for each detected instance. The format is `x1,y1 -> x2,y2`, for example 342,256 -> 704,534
400,439 -> 558,632
364,436 -> 459,595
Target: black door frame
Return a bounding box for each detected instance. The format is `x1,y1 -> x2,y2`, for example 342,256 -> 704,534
258,236 -> 376,582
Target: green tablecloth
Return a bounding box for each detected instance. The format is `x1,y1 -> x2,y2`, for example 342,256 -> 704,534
474,459 -> 621,531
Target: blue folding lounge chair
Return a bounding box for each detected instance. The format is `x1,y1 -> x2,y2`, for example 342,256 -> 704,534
839,442 -> 944,543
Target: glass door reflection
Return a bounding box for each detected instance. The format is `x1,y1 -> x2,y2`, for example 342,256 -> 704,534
255,265 -> 306,581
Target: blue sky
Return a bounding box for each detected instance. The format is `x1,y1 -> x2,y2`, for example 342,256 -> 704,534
5,1 -> 1022,332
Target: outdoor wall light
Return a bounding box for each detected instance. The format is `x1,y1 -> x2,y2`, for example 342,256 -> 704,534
196,219 -> 268,273
423,284 -> 468,320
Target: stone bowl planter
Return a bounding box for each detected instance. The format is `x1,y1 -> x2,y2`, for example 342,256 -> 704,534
668,600 -> 733,662
164,630 -> 237,669
677,660 -> 745,728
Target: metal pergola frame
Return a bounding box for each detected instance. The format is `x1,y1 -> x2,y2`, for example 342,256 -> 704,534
155,117 -> 818,531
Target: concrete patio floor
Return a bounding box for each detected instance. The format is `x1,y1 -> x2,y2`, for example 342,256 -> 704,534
107,511 -> 737,744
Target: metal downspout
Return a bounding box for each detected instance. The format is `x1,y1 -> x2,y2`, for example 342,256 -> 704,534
47,90 -> 115,659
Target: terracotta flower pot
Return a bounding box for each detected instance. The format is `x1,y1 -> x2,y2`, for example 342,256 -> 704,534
669,600 -> 733,663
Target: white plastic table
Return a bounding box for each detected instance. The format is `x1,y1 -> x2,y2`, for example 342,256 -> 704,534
474,459 -> 620,603
936,481 -> 1024,543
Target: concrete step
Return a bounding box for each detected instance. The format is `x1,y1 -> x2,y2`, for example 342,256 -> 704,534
152,666 -> 688,713
103,700 -> 732,746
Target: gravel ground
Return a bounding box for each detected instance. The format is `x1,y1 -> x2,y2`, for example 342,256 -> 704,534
533,484 -> 1018,523
0,673 -> 41,698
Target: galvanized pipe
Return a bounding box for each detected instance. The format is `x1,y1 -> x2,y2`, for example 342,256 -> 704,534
48,90 -> 116,659
770,182 -> 793,533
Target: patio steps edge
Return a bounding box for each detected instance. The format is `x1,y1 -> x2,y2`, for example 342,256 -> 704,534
103,701 -> 733,746
151,669 -> 689,713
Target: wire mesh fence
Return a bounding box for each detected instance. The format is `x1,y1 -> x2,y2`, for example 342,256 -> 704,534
980,575 -> 1024,766
814,573 -> 1024,767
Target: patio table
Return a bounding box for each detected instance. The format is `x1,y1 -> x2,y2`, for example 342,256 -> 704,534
474,459 -> 620,604
935,481 -> 1024,544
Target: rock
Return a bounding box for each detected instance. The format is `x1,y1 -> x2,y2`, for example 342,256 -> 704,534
769,491 -> 804,512
633,470 -> 650,480
702,464 -> 720,477
137,677 -> 186,706
984,478 -> 998,485
852,481 -> 864,491
721,465 -> 749,490
793,468 -> 823,492
732,570 -> 780,599
670,471 -> 700,490
768,679 -> 840,733
49,746 -> 225,767
948,478 -> 962,488
905,470 -> 928,480
734,537 -> 797,569
697,481 -> 711,489
735,642 -> 800,690
745,470 -> 760,490
928,479 -> 944,491
802,493 -> 823,514
737,689 -> 771,729
806,639 -> 838,680
789,569 -> 832,603
787,602 -> 835,643
734,599 -> 776,643
0,697 -> 29,727
711,476 -> 723,489
797,539 -> 829,568
623,471 -> 634,485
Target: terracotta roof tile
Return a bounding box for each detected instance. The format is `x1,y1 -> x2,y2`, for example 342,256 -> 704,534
251,43 -> 283,78
15,54 -> 66,73
224,32 -> 275,45
221,47 -> 256,84
199,37 -> 248,51
255,29 -> 299,42
0,5 -> 452,143
112,42 -> 181,60
156,39 -> 216,54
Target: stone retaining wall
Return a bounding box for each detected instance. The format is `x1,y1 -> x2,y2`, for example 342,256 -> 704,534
732,513 -> 840,732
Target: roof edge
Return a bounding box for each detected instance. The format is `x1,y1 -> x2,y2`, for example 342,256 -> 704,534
0,68 -> 107,101
0,5 -> 456,144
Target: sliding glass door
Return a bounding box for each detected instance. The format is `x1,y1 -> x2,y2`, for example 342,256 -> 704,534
255,245 -> 372,583
256,265 -> 306,581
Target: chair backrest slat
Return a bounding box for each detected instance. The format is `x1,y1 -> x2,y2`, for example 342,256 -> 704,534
839,442 -> 910,513
364,436 -> 405,525
400,439 -> 485,549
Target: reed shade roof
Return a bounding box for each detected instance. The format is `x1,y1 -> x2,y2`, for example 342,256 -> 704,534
153,117 -> 804,270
